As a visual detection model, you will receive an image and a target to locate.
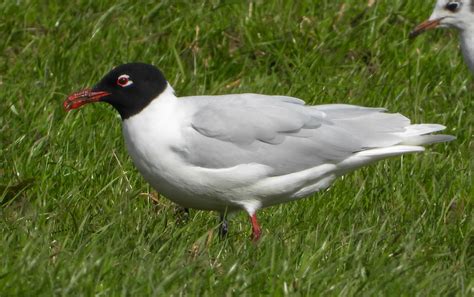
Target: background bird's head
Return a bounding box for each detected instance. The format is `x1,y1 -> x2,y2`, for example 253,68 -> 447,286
410,0 -> 474,37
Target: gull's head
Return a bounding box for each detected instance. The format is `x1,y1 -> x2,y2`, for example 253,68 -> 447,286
410,0 -> 474,38
64,63 -> 168,119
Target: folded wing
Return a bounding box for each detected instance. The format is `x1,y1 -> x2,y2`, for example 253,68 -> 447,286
177,94 -> 452,176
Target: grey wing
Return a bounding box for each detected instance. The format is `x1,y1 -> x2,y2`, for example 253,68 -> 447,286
178,94 -> 409,176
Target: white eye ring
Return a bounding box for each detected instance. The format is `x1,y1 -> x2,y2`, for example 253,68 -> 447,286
117,74 -> 133,87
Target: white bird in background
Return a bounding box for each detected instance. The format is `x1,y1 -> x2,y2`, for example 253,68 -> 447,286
411,0 -> 474,74
64,63 -> 454,241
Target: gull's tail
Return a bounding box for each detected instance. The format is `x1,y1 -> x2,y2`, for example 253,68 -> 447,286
313,105 -> 455,173
395,124 -> 455,146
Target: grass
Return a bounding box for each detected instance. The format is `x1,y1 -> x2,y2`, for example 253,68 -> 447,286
0,0 -> 472,295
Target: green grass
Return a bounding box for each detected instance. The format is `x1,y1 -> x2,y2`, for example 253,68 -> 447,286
0,0 -> 472,295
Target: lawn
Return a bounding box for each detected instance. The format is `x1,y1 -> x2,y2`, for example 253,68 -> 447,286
0,0 -> 472,295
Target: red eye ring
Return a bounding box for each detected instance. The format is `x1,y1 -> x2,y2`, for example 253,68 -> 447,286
117,74 -> 133,87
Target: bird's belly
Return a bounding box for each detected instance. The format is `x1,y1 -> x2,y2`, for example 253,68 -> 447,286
123,134 -> 257,212
126,141 -> 340,213
127,148 -> 234,211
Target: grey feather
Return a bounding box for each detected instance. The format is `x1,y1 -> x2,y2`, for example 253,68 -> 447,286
177,94 -> 451,176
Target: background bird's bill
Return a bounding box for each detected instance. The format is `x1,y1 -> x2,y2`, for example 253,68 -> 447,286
410,18 -> 443,38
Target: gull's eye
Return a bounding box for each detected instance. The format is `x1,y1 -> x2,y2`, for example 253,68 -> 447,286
117,74 -> 133,87
445,1 -> 461,12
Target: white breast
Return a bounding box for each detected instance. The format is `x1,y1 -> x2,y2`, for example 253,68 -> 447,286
121,86 -> 265,212
460,29 -> 474,74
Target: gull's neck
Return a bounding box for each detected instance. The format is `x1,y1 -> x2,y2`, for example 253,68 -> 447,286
123,83 -> 177,124
460,25 -> 474,74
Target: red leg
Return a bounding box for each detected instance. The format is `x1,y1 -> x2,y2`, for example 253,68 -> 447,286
249,213 -> 261,241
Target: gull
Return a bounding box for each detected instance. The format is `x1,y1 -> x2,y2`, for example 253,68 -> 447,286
64,63 -> 455,240
411,0 -> 474,74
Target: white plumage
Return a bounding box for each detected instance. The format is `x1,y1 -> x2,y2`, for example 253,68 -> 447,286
122,84 -> 454,218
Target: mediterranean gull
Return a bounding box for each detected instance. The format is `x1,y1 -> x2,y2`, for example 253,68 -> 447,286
64,63 -> 455,240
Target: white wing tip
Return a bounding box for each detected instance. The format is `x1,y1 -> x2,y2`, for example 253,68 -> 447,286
356,145 -> 425,157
